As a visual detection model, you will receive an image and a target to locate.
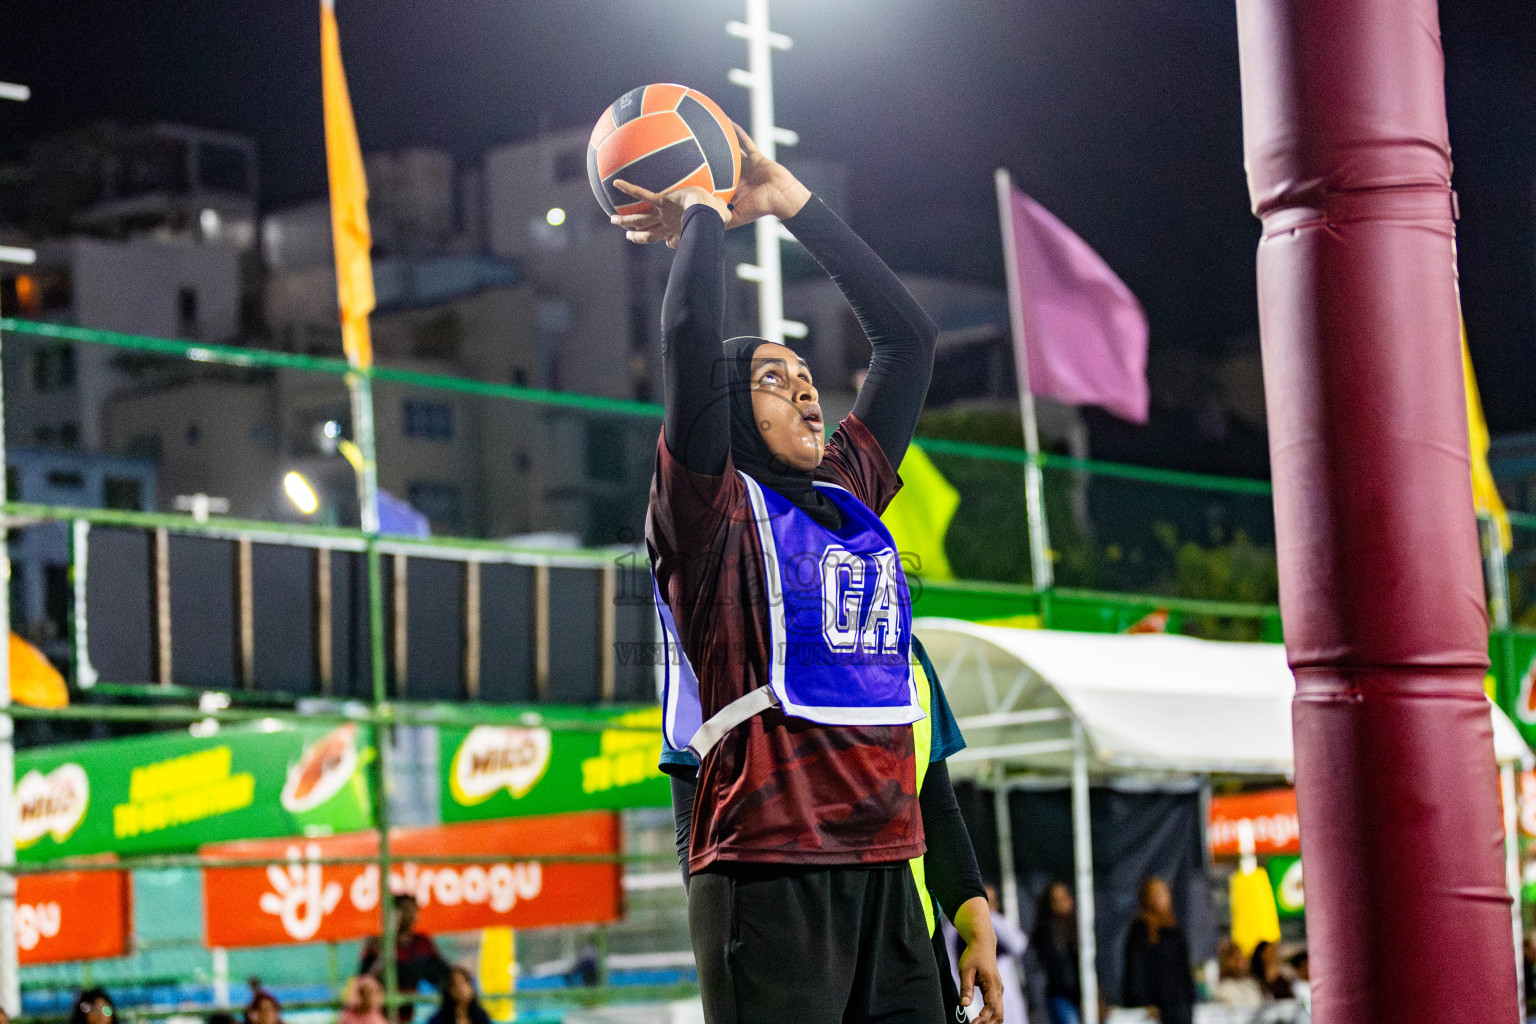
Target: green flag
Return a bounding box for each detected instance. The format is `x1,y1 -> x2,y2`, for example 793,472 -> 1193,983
882,444 -> 960,582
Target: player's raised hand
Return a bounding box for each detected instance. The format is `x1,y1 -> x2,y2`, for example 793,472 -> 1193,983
612,180 -> 728,248
725,123 -> 812,226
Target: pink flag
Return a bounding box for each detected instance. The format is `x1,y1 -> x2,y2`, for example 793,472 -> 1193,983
1001,181 -> 1149,423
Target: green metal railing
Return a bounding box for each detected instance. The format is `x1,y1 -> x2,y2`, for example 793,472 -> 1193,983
2,315 -> 1287,617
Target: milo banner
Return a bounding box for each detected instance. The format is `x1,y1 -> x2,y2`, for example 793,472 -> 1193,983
14,722 -> 374,861
441,706 -> 668,823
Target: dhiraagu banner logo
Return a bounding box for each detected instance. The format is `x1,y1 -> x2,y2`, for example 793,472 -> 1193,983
15,722 -> 375,862
442,707 -> 668,822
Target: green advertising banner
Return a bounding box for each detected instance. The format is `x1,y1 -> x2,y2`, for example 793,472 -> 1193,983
441,706 -> 669,822
1268,854 -> 1304,919
14,721 -> 374,862
1492,631 -> 1536,752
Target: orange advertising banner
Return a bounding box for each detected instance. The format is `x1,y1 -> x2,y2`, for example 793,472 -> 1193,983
1208,788 -> 1300,857
16,869 -> 131,965
202,812 -> 621,948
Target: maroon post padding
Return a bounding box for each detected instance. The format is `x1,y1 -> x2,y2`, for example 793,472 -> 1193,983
1235,1 -> 1517,1021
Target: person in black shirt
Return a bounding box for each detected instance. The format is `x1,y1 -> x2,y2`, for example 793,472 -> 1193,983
425,967 -> 491,1024
1121,877 -> 1195,1024
359,895 -> 448,1023
1032,880 -> 1083,1024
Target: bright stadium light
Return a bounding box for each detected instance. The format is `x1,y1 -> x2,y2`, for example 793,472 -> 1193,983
283,471 -> 319,514
546,207 -> 567,227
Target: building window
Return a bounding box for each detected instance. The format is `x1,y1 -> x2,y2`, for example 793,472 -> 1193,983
585,420 -> 626,484
33,423 -> 79,449
402,399 -> 455,442
406,482 -> 464,531
117,137 -> 190,198
43,563 -> 71,640
45,471 -> 84,490
411,311 -> 462,361
30,346 -> 75,392
178,286 -> 200,339
5,268 -> 72,316
125,434 -> 163,461
103,477 -> 144,511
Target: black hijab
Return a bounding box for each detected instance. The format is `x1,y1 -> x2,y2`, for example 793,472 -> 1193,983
723,336 -> 840,529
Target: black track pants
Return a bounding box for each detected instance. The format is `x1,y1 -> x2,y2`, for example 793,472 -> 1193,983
689,863 -> 945,1024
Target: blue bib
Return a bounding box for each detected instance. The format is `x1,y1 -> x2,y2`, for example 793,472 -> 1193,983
659,472 -> 923,755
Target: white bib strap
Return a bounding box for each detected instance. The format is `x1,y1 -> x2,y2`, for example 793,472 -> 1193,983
687,686 -> 780,761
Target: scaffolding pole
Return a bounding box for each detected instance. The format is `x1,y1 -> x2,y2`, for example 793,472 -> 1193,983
1071,720 -> 1099,1024
0,80 -> 28,1016
0,308 -> 17,1020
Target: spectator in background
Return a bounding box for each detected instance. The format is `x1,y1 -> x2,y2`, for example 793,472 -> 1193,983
339,976 -> 389,1024
245,991 -> 283,1024
986,884 -> 1030,1024
1289,950 -> 1311,1012
1121,876 -> 1196,1024
68,988 -> 115,1024
426,967 -> 491,1024
207,1013 -> 237,1024
1524,935 -> 1536,1015
360,895 -> 449,1022
1212,940 -> 1263,1008
1030,880 -> 1082,1024
572,937 -> 601,988
1250,941 -> 1294,1000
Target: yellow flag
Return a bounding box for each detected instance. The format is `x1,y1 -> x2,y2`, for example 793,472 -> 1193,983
10,632 -> 67,709
321,0 -> 375,369
881,445 -> 960,582
1463,323 -> 1509,550
1229,865 -> 1281,956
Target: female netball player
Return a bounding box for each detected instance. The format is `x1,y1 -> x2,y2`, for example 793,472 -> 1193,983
616,125 -> 1006,1024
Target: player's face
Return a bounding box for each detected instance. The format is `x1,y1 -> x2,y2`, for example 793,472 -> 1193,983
750,343 -> 824,471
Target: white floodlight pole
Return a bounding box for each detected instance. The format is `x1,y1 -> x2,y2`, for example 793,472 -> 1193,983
0,82 -> 28,1022
728,0 -> 806,345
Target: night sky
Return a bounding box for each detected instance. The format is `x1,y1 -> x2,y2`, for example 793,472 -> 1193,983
3,0 -> 1535,431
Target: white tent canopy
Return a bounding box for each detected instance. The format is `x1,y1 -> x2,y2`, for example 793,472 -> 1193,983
914,617 -> 1531,777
